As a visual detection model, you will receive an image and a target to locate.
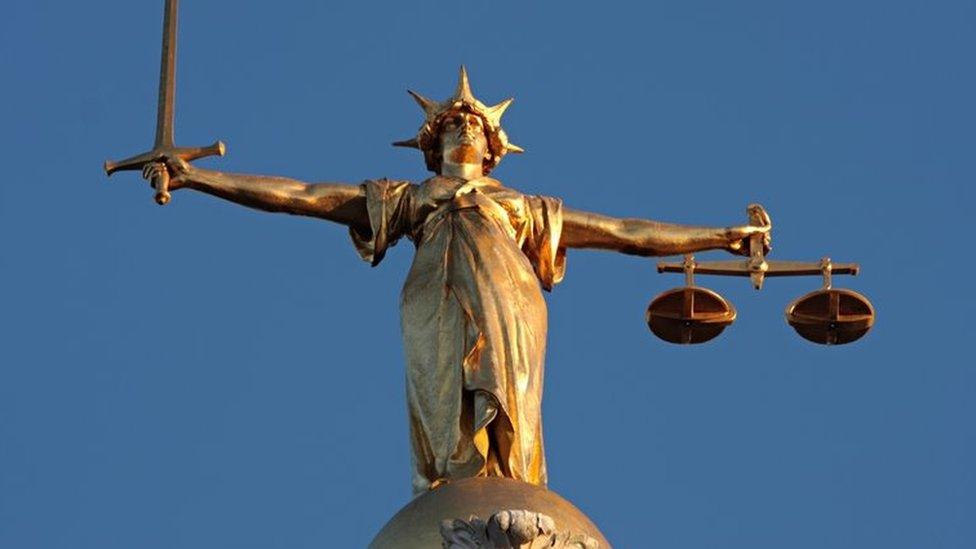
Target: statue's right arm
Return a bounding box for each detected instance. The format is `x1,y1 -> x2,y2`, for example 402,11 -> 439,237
160,163 -> 371,236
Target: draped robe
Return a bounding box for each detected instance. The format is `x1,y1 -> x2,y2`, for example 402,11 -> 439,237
349,175 -> 566,495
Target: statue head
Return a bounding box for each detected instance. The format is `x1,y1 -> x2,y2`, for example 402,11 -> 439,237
393,67 -> 524,176
438,108 -> 490,170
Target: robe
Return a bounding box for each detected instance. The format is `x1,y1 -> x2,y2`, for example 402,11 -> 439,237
349,175 -> 566,495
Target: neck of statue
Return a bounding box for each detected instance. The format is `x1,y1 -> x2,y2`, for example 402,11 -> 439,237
440,161 -> 484,181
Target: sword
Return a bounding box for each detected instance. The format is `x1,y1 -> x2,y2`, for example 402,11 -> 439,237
104,0 -> 225,205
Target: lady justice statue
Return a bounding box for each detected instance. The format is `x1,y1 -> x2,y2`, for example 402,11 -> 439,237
137,67 -> 770,500
109,8 -> 771,537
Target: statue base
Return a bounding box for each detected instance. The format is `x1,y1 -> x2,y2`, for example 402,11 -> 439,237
369,477 -> 610,548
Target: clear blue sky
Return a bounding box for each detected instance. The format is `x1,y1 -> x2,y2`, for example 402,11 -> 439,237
2,1 -> 973,547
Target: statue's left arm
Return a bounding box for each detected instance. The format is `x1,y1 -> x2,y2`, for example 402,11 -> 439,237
559,207 -> 769,257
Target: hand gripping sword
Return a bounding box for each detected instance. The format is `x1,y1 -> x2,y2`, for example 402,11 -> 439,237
104,0 -> 225,205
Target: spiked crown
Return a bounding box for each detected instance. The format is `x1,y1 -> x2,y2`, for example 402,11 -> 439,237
393,66 -> 523,175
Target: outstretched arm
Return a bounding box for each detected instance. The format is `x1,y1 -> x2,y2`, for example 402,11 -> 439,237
147,160 -> 371,236
560,206 -> 769,257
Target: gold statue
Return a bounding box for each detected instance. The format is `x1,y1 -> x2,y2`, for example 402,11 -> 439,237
108,0 -> 770,490
133,67 -> 769,495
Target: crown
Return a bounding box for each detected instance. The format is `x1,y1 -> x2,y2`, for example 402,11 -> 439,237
393,66 -> 523,174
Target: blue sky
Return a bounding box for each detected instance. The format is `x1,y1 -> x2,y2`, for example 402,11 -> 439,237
2,1 -> 973,547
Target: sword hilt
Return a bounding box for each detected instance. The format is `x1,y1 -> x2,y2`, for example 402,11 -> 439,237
104,141 -> 225,175
104,140 -> 226,206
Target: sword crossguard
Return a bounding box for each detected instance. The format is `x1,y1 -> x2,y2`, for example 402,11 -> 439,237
104,141 -> 225,205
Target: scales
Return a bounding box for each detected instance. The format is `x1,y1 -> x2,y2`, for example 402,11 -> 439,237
647,205 -> 875,345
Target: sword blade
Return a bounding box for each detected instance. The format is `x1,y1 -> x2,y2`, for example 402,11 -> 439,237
154,0 -> 178,148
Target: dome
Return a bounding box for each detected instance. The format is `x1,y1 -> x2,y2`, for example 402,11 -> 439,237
370,477 -> 611,548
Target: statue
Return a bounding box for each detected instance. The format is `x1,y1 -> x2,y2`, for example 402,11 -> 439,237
126,66 -> 769,495
107,5 -> 886,545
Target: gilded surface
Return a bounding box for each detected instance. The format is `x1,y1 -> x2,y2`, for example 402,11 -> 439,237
352,176 -> 563,492
112,65 -> 770,494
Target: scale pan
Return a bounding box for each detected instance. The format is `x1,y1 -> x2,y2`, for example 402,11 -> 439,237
786,288 -> 875,345
646,286 -> 736,344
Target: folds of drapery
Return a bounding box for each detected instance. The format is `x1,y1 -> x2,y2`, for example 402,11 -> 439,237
349,178 -> 565,495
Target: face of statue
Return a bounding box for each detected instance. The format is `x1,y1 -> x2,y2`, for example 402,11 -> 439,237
438,110 -> 489,166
